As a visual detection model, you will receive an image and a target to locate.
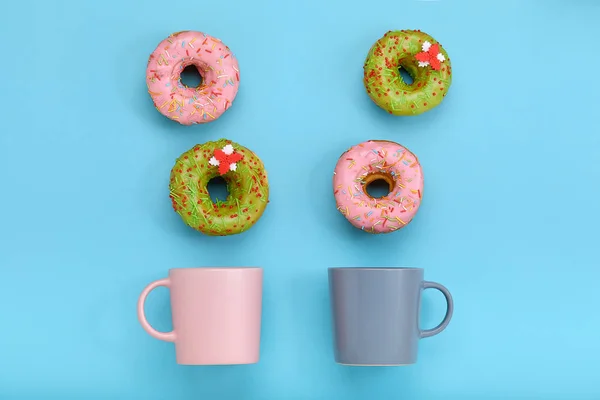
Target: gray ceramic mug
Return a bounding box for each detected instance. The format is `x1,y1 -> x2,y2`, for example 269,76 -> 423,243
328,267 -> 453,366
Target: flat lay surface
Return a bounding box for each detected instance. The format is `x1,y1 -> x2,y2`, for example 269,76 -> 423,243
1,0 -> 599,399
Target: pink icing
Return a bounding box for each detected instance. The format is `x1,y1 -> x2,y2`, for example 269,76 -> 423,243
333,140 -> 424,234
146,31 -> 239,125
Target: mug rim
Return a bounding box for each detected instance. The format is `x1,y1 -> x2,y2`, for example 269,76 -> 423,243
328,267 -> 423,271
169,267 -> 262,272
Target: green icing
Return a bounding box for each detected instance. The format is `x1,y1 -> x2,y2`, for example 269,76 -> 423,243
169,139 -> 269,236
363,30 -> 452,116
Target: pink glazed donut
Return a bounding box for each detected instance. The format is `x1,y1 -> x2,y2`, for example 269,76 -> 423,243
146,31 -> 240,125
333,140 -> 424,234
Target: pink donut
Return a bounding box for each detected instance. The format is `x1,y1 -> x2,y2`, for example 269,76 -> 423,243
146,31 -> 240,125
333,140 -> 424,234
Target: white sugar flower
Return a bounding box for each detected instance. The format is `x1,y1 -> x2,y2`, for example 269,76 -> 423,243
229,163 -> 238,172
422,41 -> 431,52
209,156 -> 220,166
222,144 -> 234,155
437,53 -> 445,62
418,61 -> 430,68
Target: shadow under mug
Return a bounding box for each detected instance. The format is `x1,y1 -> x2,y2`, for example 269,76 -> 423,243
137,267 -> 263,365
329,267 -> 453,366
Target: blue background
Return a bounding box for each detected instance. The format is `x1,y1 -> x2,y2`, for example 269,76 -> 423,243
1,0 -> 599,398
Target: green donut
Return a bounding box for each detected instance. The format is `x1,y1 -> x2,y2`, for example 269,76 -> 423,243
363,30 -> 452,116
168,139 -> 269,236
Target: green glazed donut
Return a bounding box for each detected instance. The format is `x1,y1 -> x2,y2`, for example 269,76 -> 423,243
168,139 -> 269,236
363,30 -> 452,116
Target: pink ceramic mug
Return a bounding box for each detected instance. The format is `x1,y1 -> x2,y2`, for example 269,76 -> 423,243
137,267 -> 263,365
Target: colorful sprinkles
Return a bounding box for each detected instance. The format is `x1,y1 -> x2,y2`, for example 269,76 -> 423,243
363,30 -> 452,116
169,139 -> 269,236
332,140 -> 424,234
146,31 -> 240,125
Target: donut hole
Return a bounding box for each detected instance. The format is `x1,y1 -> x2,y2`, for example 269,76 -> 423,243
365,178 -> 392,199
398,66 -> 414,85
207,176 -> 229,203
180,64 -> 203,88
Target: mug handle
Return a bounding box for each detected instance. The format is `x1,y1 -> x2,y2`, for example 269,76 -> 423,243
419,281 -> 454,339
137,278 -> 176,342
